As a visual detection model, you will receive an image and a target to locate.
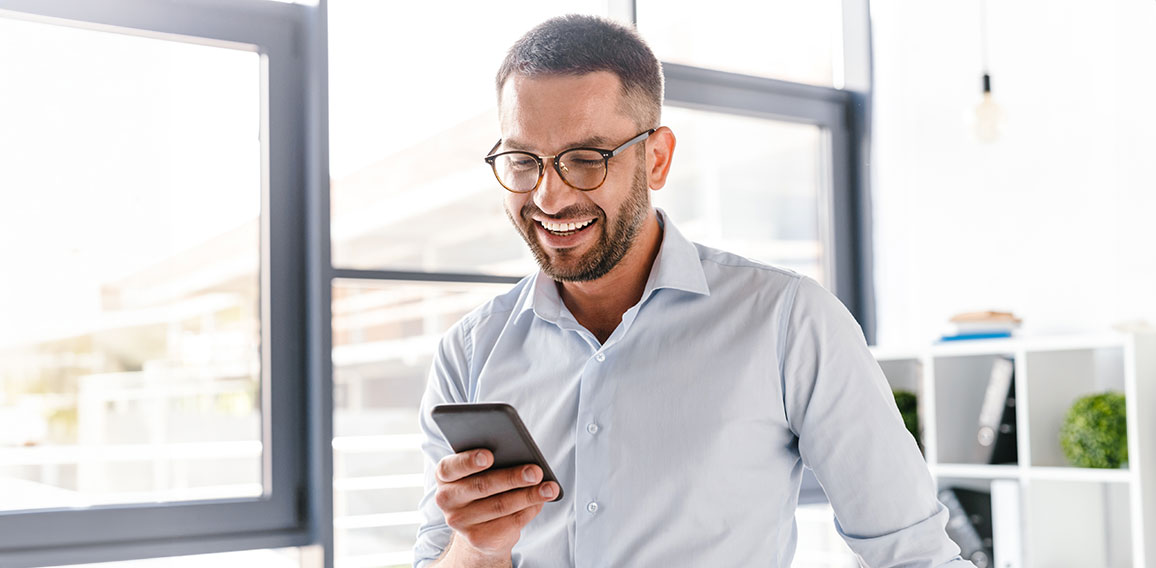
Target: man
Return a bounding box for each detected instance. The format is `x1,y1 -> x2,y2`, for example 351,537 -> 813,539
415,15 -> 973,568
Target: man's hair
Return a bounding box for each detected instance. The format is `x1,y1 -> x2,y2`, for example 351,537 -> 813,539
496,15 -> 664,130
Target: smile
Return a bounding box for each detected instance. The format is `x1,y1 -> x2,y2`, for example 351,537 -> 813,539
538,218 -> 596,236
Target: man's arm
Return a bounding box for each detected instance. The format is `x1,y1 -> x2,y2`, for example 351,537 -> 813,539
780,277 -> 975,568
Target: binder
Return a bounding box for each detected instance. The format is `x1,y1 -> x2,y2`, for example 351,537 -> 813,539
939,487 -> 993,568
977,357 -> 1017,464
990,480 -> 1023,568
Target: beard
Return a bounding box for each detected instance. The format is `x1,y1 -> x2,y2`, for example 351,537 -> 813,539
507,163 -> 650,282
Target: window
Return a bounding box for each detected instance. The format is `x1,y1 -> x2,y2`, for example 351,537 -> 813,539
0,14 -> 263,513
331,281 -> 513,567
654,106 -> 831,282
0,0 -> 313,565
636,0 -> 846,88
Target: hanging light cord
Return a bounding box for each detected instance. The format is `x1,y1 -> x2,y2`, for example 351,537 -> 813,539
980,0 -> 991,93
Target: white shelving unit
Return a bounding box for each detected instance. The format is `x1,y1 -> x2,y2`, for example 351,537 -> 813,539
872,332 -> 1156,568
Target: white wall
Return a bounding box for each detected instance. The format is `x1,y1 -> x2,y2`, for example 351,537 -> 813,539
870,0 -> 1156,346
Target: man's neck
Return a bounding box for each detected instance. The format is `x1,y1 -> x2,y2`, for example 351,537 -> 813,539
557,210 -> 663,344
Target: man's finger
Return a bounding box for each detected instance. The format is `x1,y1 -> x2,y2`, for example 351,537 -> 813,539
436,449 -> 493,483
448,483 -> 556,528
437,464 -> 544,511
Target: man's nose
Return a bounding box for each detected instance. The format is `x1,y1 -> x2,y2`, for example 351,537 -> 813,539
533,157 -> 578,215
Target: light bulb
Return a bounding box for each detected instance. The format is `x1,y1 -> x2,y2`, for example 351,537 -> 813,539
974,73 -> 1004,143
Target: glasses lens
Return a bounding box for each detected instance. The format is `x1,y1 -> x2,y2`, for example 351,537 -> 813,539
492,152 -> 540,192
557,149 -> 606,190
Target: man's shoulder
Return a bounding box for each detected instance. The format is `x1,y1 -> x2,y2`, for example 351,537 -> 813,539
693,241 -> 805,284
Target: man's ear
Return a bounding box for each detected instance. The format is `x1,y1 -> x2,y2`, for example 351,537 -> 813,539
645,126 -> 676,190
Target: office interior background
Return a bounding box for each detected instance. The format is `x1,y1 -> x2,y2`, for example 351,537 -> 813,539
0,0 -> 1154,567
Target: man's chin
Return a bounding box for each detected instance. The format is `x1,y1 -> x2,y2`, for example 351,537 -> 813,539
534,251 -> 594,282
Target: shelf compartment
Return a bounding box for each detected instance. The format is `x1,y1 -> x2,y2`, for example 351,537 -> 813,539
1026,479 -> 1133,568
931,353 -> 1018,465
935,477 -> 1022,568
1023,346 -> 1126,468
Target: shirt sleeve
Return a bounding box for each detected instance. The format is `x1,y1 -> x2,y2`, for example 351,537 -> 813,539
412,322 -> 472,568
780,277 -> 975,568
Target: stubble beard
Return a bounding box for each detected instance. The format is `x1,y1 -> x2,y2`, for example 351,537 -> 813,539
507,164 -> 650,283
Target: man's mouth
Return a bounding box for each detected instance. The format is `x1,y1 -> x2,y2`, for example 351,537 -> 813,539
537,218 -> 596,237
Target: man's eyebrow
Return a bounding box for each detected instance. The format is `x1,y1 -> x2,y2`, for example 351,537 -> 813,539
501,135 -> 613,153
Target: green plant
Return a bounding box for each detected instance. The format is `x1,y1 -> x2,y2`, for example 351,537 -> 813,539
893,389 -> 920,447
1060,392 -> 1128,469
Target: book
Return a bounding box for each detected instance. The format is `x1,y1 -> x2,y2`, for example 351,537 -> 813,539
940,330 -> 1014,342
990,480 -> 1022,568
950,310 -> 1022,325
939,487 -> 993,568
941,311 -> 1022,342
952,322 -> 1020,334
977,357 -> 1017,464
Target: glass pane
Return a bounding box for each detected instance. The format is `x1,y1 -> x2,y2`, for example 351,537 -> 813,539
637,0 -> 843,88
328,1 -> 608,276
654,106 -> 829,284
332,280 -> 514,568
0,17 -> 263,512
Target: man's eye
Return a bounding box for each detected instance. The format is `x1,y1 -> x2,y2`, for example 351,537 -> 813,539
568,158 -> 603,168
509,158 -> 537,169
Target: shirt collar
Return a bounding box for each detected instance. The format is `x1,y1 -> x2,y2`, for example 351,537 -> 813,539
517,208 -> 710,325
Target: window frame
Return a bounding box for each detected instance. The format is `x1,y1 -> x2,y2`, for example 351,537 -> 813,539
0,0 -> 317,565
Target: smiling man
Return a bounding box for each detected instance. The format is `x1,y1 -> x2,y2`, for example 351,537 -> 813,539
414,15 -> 974,568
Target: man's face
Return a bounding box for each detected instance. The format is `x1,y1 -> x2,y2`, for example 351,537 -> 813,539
498,72 -> 651,282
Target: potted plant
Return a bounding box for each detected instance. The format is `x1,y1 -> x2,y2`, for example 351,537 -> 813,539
1060,392 -> 1128,469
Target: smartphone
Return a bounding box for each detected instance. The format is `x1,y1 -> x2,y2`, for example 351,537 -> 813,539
430,402 -> 563,502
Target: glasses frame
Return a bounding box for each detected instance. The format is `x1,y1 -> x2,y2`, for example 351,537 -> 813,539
483,129 -> 656,193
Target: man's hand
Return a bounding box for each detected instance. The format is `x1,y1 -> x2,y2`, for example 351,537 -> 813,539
433,449 -> 559,565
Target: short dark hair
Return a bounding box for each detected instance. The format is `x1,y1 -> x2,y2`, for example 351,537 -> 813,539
496,15 -> 664,129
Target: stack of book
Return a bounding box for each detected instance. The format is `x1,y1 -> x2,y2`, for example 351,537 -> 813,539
940,311 -> 1022,342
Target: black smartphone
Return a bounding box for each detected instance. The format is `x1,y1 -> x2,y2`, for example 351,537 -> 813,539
430,402 -> 563,502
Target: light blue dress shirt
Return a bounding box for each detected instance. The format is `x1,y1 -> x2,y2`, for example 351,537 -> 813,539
415,211 -> 973,567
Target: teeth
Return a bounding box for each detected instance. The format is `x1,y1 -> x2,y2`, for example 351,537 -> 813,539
541,219 -> 593,233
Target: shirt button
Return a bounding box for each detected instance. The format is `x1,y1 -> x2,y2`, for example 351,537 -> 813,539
587,423 -> 599,434
587,501 -> 599,514
595,353 -> 606,362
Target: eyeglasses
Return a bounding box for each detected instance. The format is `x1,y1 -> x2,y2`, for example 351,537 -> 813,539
483,129 -> 655,193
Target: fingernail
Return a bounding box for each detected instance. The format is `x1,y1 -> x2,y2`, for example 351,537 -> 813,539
474,452 -> 489,467
523,466 -> 541,483
540,483 -> 556,499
